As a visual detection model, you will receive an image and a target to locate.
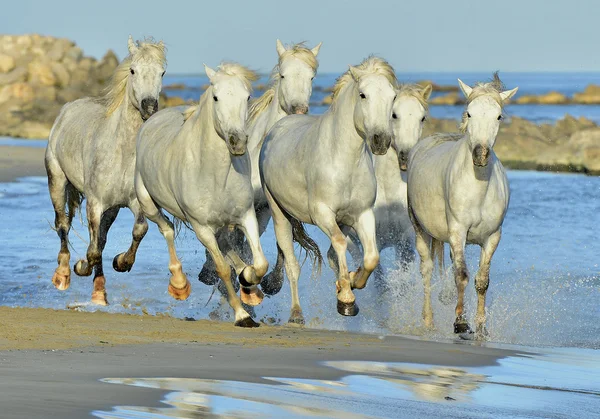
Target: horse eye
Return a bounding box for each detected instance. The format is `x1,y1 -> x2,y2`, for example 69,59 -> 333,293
421,116 -> 427,122
497,115 -> 503,121
213,96 -> 218,102
467,112 -> 471,118
248,96 -> 251,101
161,71 -> 165,77
392,113 -> 397,119
130,68 -> 135,75
359,93 -> 366,99
280,74 -> 285,79
311,76 -> 314,81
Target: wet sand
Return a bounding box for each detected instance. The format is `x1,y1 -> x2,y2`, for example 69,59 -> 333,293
0,144 -> 46,183
0,307 -> 518,418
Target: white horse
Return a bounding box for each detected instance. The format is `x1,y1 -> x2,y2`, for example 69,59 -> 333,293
260,57 -> 397,324
407,73 -> 517,338
45,36 -> 166,305
328,84 -> 432,281
135,63 -> 268,327
197,40 -> 321,294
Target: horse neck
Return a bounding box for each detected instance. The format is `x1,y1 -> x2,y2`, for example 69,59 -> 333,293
324,83 -> 367,159
109,91 -> 143,145
455,135 -> 495,182
249,81 -> 286,150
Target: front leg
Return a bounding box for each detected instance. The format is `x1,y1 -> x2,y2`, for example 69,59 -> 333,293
474,229 -> 501,339
113,201 -> 149,273
349,210 -> 380,291
237,210 -> 269,306
448,225 -> 471,335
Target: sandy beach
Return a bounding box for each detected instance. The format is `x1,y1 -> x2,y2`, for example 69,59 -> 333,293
0,143 -> 46,183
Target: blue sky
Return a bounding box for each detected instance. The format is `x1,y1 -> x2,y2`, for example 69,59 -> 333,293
4,0 -> 599,74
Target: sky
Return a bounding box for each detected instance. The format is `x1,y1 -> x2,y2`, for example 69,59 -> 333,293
3,0 -> 599,75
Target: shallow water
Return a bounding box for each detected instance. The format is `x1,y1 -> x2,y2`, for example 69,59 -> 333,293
92,348 -> 600,418
0,166 -> 599,349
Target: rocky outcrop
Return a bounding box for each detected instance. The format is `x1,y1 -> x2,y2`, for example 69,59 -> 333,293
515,91 -> 569,105
0,34 -> 119,138
572,85 -> 600,104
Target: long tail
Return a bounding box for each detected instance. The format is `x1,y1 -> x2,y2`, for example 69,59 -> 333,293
432,238 -> 456,305
430,238 -> 445,276
65,183 -> 83,223
289,218 -> 323,278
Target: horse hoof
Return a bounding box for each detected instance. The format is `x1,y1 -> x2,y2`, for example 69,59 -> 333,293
288,311 -> 305,325
197,265 -> 219,286
260,270 -> 284,296
454,321 -> 472,335
475,326 -> 489,341
337,300 -> 359,317
91,290 -> 109,306
74,260 -> 91,277
240,286 -> 264,306
168,280 -> 191,300
234,316 -> 260,328
52,271 -> 70,291
239,266 -> 258,287
112,253 -> 132,273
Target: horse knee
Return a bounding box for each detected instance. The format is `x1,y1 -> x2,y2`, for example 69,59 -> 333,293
364,251 -> 379,272
420,258 -> 433,277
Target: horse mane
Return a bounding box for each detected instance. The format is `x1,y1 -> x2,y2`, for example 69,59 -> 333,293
248,42 -> 318,124
331,56 -> 397,107
459,72 -> 505,133
182,62 -> 258,122
97,38 -> 167,117
397,83 -> 430,111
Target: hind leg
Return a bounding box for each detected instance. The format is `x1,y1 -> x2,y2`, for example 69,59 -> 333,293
474,229 -> 501,339
45,155 -> 72,291
73,195 -> 103,278
265,187 -> 304,324
113,200 -> 148,273
409,205 -> 434,330
448,223 -> 470,335
91,207 -> 119,305
136,176 -> 191,300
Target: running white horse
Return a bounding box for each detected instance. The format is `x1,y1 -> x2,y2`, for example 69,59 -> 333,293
197,40 -> 321,293
260,56 -> 397,324
135,63 -> 268,327
328,83 -> 432,280
407,73 -> 517,338
45,36 -> 166,305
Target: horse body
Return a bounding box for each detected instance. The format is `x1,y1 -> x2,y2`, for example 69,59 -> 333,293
135,63 -> 268,327
260,56 -> 397,323
407,74 -> 517,338
45,36 -> 166,304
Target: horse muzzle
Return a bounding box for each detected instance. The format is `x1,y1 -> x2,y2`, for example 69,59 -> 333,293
290,104 -> 309,115
227,133 -> 249,156
472,144 -> 490,167
369,133 -> 392,155
140,98 -> 159,121
398,150 -> 410,171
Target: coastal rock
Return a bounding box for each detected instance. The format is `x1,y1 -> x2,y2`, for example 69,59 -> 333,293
0,53 -> 15,73
429,92 -> 463,106
515,91 -> 568,105
27,60 -> 56,86
572,84 -> 600,104
416,80 -> 458,92
0,67 -> 27,86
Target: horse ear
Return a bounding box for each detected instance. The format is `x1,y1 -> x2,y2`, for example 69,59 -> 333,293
500,87 -> 519,102
421,83 -> 433,101
204,64 -> 217,81
127,35 -> 139,55
311,42 -> 322,57
276,39 -> 286,57
158,40 -> 165,50
457,79 -> 472,99
349,65 -> 362,82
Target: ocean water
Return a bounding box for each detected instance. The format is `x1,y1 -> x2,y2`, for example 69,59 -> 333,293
163,71 -> 600,123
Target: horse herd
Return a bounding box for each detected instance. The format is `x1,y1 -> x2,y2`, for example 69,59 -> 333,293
45,36 -> 518,339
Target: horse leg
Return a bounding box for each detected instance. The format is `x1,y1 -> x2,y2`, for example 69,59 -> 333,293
265,187 -> 304,324
474,229 -> 501,339
409,205 -> 434,330
237,209 -> 269,307
113,201 -> 148,273
135,176 -> 191,300
449,226 -> 470,334
257,205 -> 286,296
327,226 -> 358,279
45,155 -> 72,291
191,221 -> 257,327
313,204 -> 357,317
349,210 -> 379,291
74,197 -> 103,278
91,207 -> 119,305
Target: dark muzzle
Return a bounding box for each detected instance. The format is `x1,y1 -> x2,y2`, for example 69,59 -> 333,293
472,144 -> 490,167
290,104 -> 309,115
140,98 -> 158,121
398,150 -> 409,171
227,133 -> 249,156
370,133 -> 392,155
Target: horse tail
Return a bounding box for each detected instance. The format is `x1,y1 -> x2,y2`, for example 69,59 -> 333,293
172,217 -> 193,239
290,218 -> 323,278
65,183 -> 83,222
432,238 -> 455,305
430,238 -> 445,275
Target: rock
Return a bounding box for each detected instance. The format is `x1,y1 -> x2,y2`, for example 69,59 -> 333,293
46,38 -> 73,62
164,83 -> 187,90
50,61 -> 70,88
430,92 -> 463,106
95,50 -> 118,83
0,53 -> 15,73
0,82 -> 34,103
515,91 -> 568,105
572,84 -> 600,104
28,60 -> 56,86
583,146 -> 600,173
0,67 -> 27,86
65,46 -> 83,62
33,85 -> 58,102
416,80 -> 458,92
